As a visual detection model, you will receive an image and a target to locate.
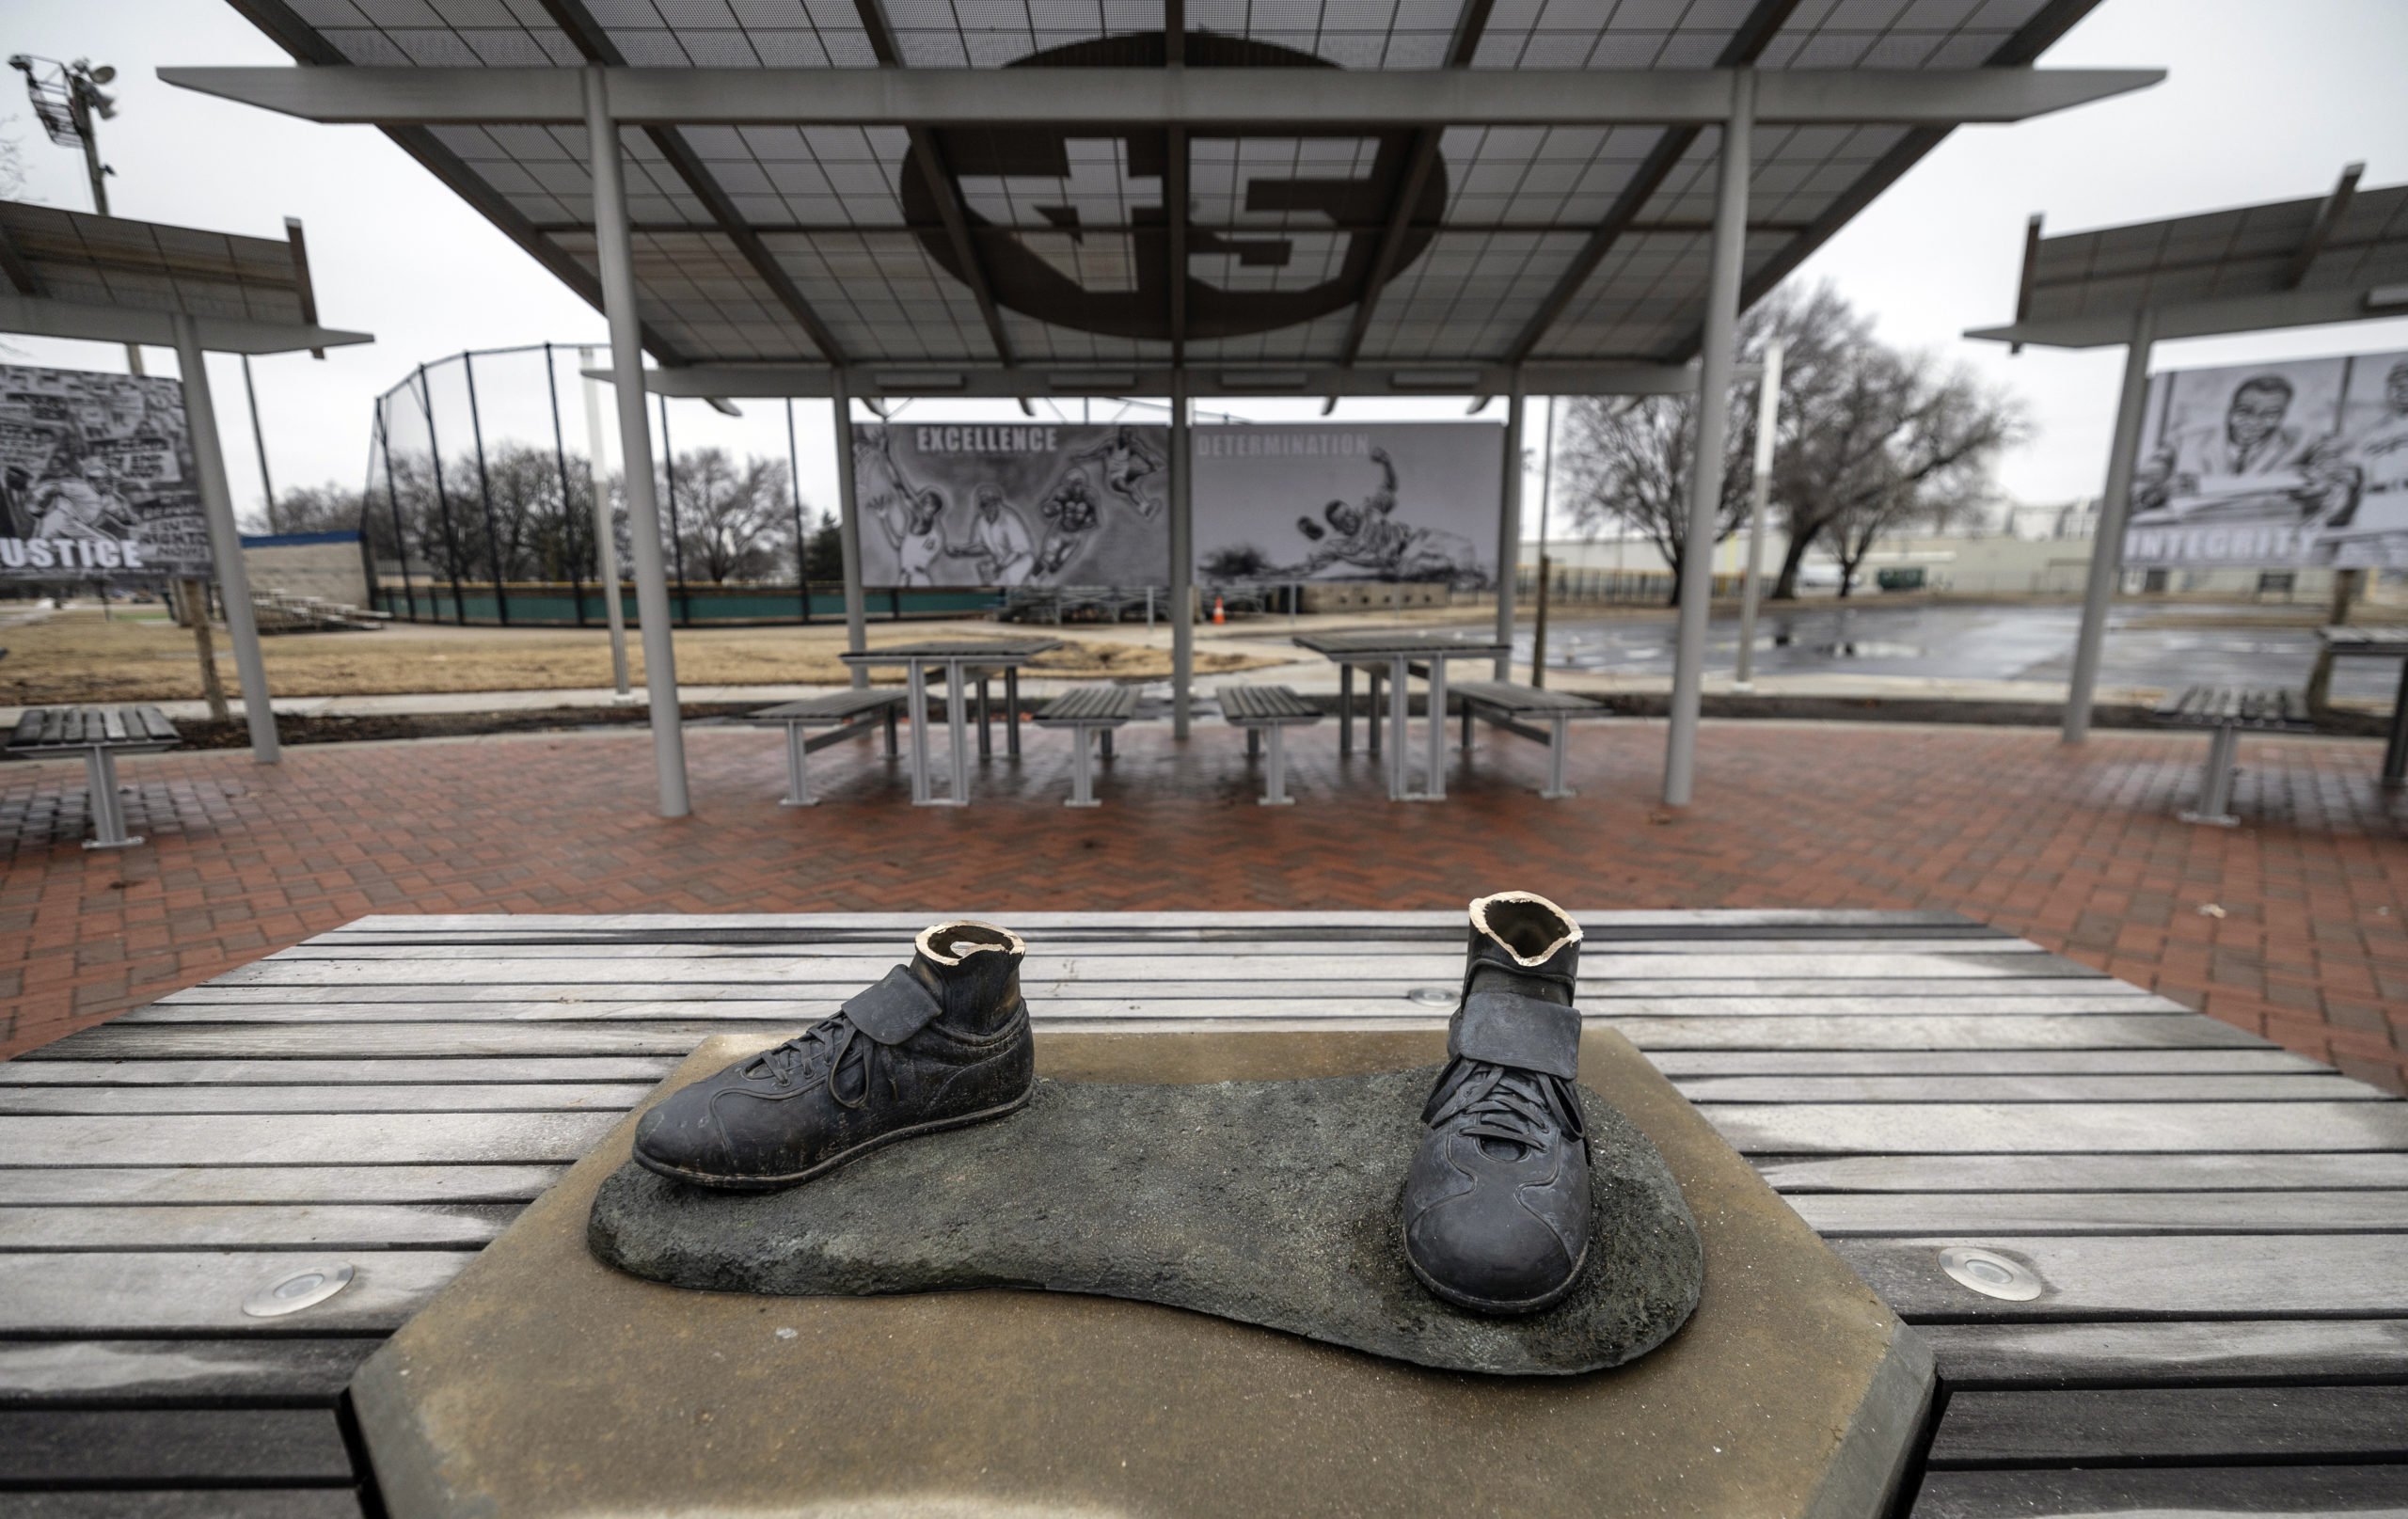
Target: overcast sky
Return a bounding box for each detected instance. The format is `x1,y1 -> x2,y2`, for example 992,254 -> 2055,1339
5,0 -> 2406,528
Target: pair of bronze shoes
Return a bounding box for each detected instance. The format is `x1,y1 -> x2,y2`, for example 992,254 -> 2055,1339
631,892 -> 1592,1316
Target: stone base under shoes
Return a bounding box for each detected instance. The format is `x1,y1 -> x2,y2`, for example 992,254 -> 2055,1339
352,1028 -> 1933,1519
593,1065 -> 1701,1376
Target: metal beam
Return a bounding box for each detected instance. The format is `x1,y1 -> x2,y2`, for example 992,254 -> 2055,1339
1500,0 -> 1801,367
1966,285 -> 2390,349
1334,0 -> 1497,370
2283,161 -> 2364,291
536,0 -> 848,364
0,295 -> 370,355
598,359 -> 1698,399
223,0 -> 693,368
160,65 -> 2163,129
1664,0 -> 2109,364
847,0 -> 1017,368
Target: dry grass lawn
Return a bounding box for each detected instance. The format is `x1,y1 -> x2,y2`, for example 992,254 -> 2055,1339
1,608 -> 1274,704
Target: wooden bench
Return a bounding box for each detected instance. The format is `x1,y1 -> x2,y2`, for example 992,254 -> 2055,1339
1216,684 -> 1321,806
1034,684 -> 1138,808
6,704 -> 182,848
1447,679 -> 1606,799
2150,685 -> 2313,828
748,690 -> 907,807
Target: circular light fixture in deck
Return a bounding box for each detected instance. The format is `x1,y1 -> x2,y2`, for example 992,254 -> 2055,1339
242,1260 -> 356,1318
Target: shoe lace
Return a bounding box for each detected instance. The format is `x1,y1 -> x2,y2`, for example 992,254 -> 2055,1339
1428,1060 -> 1584,1158
741,1012 -> 873,1108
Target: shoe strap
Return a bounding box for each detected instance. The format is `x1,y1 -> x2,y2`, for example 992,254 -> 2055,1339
1450,990 -> 1581,1081
842,965 -> 946,1045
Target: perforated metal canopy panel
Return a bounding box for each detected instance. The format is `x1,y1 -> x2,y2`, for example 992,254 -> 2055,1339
230,0 -> 2106,375
2025,182 -> 2408,326
0,200 -> 315,327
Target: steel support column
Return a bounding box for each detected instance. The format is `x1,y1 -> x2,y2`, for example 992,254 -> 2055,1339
585,65 -> 689,816
1170,371 -> 1194,739
1494,379 -> 1524,680
1734,336 -> 1782,690
2064,306 -> 2157,745
832,370 -> 868,689
169,314 -> 279,763
1662,67 -> 1752,809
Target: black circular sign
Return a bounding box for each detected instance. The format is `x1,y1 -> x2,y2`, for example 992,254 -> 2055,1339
899,32 -> 1446,343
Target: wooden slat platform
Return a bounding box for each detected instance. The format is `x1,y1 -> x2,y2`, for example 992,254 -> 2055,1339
2,910 -> 2401,1515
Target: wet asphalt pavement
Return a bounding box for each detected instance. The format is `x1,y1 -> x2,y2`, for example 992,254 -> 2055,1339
1516,601 -> 2407,704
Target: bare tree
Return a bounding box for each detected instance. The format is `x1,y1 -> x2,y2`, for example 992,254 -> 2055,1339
1556,388 -> 1753,603
1799,353 -> 2027,597
667,447 -> 791,583
1552,283 -> 1871,602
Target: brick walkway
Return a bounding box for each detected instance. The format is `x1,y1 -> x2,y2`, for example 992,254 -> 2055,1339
4,719 -> 2404,1091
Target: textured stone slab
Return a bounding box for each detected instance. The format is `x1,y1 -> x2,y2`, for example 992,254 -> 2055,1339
354,1028 -> 1933,1519
590,1068 -> 1702,1375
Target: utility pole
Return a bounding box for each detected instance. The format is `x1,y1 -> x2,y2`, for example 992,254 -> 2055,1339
9,55 -> 141,375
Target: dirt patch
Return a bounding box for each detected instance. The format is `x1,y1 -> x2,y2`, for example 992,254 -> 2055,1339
0,609 -> 1271,705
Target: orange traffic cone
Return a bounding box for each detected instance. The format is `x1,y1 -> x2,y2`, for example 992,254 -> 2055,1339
1212,595 -> 1226,625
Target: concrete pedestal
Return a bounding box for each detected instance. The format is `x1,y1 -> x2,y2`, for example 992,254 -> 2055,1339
353,1027 -> 1933,1518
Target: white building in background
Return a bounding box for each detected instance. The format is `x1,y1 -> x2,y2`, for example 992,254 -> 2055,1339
1525,496 -> 2404,604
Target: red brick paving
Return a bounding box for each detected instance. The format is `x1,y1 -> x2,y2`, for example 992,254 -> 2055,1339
4,719 -> 2404,1091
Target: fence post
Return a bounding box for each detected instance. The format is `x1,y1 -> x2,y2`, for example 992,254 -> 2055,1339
461,351 -> 513,625
543,342 -> 587,628
418,364 -> 468,625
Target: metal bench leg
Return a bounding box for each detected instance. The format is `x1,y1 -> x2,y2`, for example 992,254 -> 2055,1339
1462,699 -> 1475,751
780,721 -> 818,807
1247,726 -> 1260,759
82,748 -> 140,849
1423,656 -> 1448,800
1066,726 -> 1101,808
1368,666 -> 1382,756
906,661 -> 932,805
977,676 -> 991,761
2385,658 -> 2408,787
1260,723 -> 1293,806
1339,664 -> 1353,755
2180,722 -> 2242,827
1541,715 -> 1576,799
944,661 -> 972,806
883,704 -> 898,757
1006,668 -> 1022,759
1101,727 -> 1115,761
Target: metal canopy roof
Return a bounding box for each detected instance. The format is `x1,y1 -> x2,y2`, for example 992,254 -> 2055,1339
202,0 -> 2135,392
0,198 -> 371,355
1970,166 -> 2408,349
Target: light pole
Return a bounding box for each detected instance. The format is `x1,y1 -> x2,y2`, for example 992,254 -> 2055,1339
9,55 -> 142,376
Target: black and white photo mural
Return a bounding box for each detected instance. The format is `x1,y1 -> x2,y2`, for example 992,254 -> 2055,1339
2127,349 -> 2408,568
1192,422 -> 1502,589
854,421 -> 1170,588
0,364 -> 210,580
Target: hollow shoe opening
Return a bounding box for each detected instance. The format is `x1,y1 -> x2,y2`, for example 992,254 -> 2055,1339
916,921 -> 1026,965
1468,892 -> 1581,966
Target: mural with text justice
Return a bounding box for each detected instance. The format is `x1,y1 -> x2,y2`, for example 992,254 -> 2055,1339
0,363 -> 210,579
852,419 -> 1501,588
2124,348 -> 2408,568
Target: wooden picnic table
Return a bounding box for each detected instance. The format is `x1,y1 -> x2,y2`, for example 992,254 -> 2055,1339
3,910 -> 2404,1515
1292,627 -> 1511,800
836,637 -> 1061,805
2321,625 -> 2408,784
